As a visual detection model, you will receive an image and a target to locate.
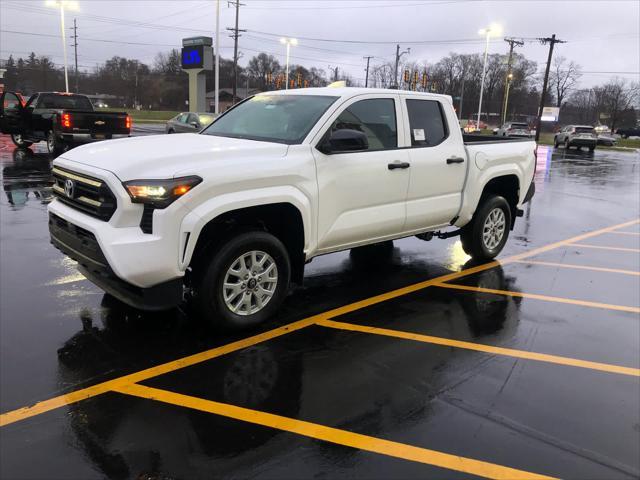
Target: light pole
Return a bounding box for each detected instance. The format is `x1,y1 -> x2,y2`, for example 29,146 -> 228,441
501,72 -> 513,124
214,0 -> 220,115
476,24 -> 502,130
45,0 -> 78,93
280,37 -> 297,90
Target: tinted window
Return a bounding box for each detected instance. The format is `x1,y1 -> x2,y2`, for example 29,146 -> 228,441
406,99 -> 448,147
511,123 -> 528,129
203,94 -> 338,144
37,94 -> 93,110
330,98 -> 397,151
2,93 -> 21,112
575,127 -> 594,133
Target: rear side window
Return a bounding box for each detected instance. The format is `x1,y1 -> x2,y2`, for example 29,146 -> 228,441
406,99 -> 448,147
331,98 -> 397,151
37,94 -> 93,110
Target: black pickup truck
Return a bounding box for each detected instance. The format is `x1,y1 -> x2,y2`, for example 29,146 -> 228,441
0,91 -> 131,155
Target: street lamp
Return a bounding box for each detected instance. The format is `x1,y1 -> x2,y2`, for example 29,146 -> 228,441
502,72 -> 514,124
45,0 -> 79,93
280,37 -> 297,90
476,24 -> 502,129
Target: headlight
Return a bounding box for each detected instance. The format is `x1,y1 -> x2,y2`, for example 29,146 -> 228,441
123,176 -> 202,208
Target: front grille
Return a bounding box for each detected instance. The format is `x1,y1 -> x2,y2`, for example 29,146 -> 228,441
52,167 -> 117,221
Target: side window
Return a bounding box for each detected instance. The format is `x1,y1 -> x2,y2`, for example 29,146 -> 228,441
26,94 -> 38,109
177,113 -> 188,124
331,98 -> 397,151
406,99 -> 448,147
2,93 -> 22,112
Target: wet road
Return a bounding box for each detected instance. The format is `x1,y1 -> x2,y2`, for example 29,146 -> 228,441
0,132 -> 639,479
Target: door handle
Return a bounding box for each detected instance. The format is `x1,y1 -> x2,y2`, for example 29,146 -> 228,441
446,157 -> 465,164
388,162 -> 410,170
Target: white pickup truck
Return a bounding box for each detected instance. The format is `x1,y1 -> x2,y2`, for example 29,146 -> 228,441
48,87 -> 536,329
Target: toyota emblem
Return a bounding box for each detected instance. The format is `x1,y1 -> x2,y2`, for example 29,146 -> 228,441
64,179 -> 75,198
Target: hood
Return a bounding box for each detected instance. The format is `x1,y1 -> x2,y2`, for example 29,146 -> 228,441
56,134 -> 289,180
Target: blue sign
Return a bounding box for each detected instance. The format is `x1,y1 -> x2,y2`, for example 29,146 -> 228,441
181,46 -> 204,69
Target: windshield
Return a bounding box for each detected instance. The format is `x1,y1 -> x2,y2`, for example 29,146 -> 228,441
38,94 -> 93,110
202,94 -> 338,144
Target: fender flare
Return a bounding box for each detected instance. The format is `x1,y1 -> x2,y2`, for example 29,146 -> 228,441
178,186 -> 313,270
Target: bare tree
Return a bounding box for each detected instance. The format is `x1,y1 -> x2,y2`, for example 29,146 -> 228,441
549,56 -> 582,107
593,78 -> 639,131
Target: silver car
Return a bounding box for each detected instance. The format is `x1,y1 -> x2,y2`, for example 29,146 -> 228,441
554,125 -> 597,151
165,112 -> 216,134
496,122 -> 532,138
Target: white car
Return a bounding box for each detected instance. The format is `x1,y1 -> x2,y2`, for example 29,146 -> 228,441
48,87 -> 536,329
496,122 -> 532,138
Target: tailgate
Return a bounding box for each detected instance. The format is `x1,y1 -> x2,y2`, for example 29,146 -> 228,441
63,110 -> 130,136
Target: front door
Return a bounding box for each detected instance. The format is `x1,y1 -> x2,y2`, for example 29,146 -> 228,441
0,92 -> 24,134
402,96 -> 468,230
314,95 -> 410,252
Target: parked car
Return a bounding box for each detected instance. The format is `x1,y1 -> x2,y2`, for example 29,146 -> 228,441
615,126 -> 640,139
496,122 -> 532,138
166,112 -> 216,134
0,91 -> 131,155
597,134 -> 617,147
554,125 -> 598,151
49,87 -> 535,329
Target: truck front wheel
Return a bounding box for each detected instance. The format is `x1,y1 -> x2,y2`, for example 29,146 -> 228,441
193,231 -> 291,330
11,134 -> 33,148
460,195 -> 511,262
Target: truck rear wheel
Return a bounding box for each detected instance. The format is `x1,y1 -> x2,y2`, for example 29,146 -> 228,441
47,131 -> 66,156
193,231 -> 291,330
460,195 -> 511,262
11,134 -> 33,148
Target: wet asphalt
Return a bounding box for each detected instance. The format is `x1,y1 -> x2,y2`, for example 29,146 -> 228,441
0,129 -> 638,479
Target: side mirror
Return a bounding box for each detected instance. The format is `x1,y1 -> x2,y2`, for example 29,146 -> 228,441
319,129 -> 368,154
190,121 -> 200,129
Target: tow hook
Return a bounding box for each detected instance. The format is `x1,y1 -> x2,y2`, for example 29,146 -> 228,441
416,229 -> 462,241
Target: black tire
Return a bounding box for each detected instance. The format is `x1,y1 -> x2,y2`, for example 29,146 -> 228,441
588,145 -> 595,152
460,195 -> 512,262
193,231 -> 291,330
10,133 -> 33,148
47,131 -> 66,156
621,134 -> 628,139
167,129 -> 175,134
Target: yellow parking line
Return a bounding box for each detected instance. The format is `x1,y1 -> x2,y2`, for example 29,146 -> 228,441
114,383 -> 557,480
1,218 -> 639,427
435,283 -> 640,314
605,231 -> 640,236
514,260 -> 640,276
568,243 -> 640,253
316,319 -> 640,377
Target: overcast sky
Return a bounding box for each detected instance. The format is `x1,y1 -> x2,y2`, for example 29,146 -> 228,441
1,0 -> 639,88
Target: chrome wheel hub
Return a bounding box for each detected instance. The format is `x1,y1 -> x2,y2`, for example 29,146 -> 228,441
482,207 -> 506,250
223,250 -> 278,316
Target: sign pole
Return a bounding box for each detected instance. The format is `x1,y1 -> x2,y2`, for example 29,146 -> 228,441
215,0 -> 220,115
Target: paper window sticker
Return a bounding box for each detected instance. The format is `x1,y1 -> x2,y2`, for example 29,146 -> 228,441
413,129 -> 426,141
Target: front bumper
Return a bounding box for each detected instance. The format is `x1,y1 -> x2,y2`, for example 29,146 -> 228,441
49,212 -> 183,310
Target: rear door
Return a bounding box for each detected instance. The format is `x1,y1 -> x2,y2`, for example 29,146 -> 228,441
402,95 -> 468,230
0,92 -> 25,134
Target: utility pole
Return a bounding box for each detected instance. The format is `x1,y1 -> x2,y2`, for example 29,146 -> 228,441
214,0 -> 220,115
393,44 -> 410,88
535,34 -> 565,143
70,18 -> 79,93
501,37 -> 523,124
328,65 -> 339,82
226,0 -> 245,105
363,55 -> 373,88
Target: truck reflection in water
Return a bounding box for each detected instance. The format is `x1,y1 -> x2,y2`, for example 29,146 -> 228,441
57,247 -> 521,479
2,147 -> 54,208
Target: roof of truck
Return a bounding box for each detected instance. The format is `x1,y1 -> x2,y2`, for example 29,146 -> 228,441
258,87 -> 453,103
